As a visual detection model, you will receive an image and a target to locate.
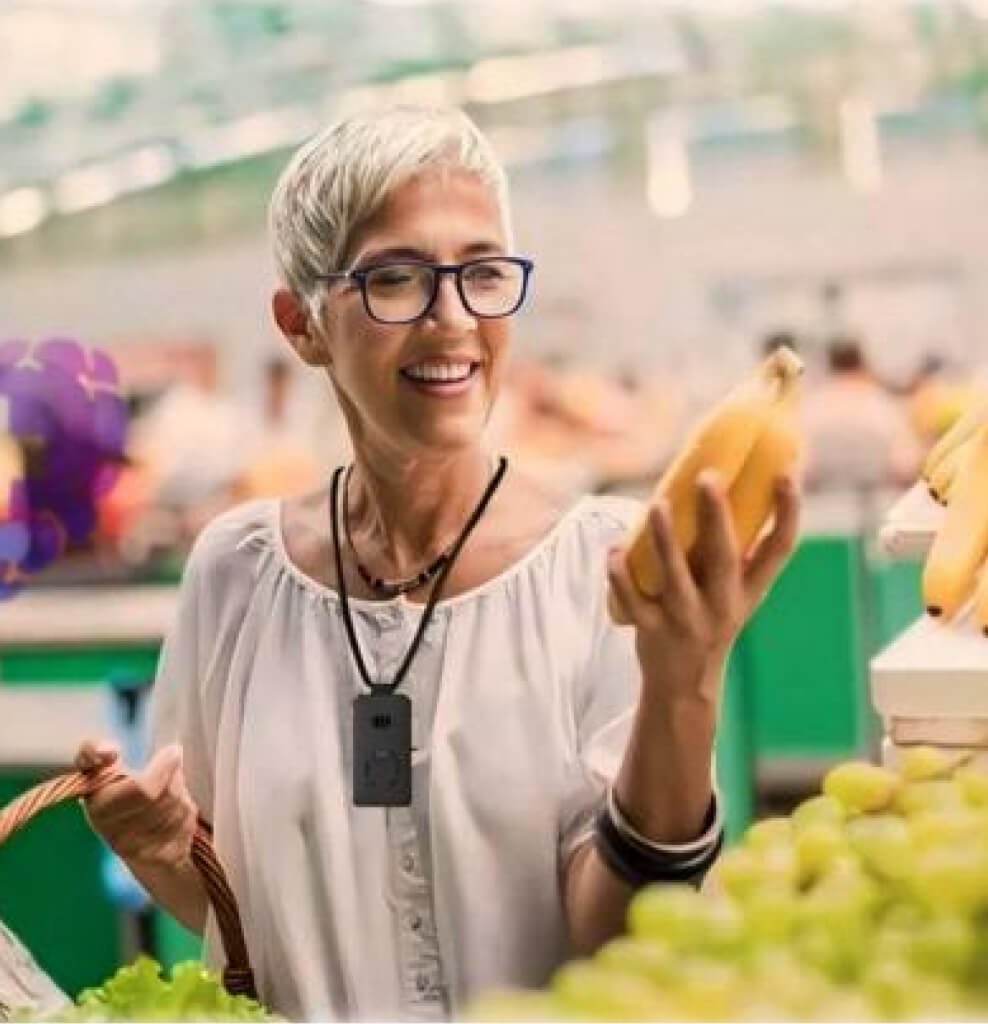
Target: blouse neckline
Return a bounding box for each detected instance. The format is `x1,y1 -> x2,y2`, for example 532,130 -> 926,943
269,492 -> 595,613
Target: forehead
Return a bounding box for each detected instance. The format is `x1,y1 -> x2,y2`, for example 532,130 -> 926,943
351,167 -> 506,258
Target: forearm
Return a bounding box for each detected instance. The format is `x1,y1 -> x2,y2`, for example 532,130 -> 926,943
564,671 -> 720,955
126,856 -> 209,935
612,689 -> 717,844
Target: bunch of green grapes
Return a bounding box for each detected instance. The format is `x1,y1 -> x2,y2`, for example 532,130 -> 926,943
468,749 -> 988,1022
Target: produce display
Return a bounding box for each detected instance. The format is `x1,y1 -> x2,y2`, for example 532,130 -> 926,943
468,750 -> 988,1021
608,346 -> 803,624
12,958 -> 272,1023
919,398 -> 988,632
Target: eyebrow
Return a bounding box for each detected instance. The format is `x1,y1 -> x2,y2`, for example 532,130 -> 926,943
353,241 -> 505,267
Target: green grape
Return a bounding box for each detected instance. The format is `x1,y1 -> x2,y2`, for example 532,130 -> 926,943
794,821 -> 847,885
595,937 -> 681,985
671,958 -> 742,1021
822,762 -> 899,814
909,846 -> 988,915
796,862 -> 881,981
744,816 -> 793,850
908,914 -> 977,980
551,962 -> 670,1021
845,814 -> 913,881
893,779 -> 966,817
708,846 -> 762,902
794,919 -> 872,984
898,744 -> 955,782
741,883 -> 799,943
743,949 -> 837,1019
907,808 -> 983,851
863,957 -> 968,1021
955,765 -> 988,808
790,794 -> 846,833
628,884 -> 744,956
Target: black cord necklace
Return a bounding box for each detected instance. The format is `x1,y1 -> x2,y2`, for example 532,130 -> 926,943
330,455 -> 507,807
342,464 -> 452,599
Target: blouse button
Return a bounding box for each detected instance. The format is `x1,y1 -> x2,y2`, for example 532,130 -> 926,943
408,912 -> 423,932
401,853 -> 416,872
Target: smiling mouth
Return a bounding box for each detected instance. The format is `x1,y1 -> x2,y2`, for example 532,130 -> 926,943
399,362 -> 481,386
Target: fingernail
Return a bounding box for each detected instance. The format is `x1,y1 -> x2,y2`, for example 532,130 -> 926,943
698,469 -> 720,493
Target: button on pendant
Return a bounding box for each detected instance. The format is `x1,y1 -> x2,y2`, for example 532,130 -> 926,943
409,913 -> 423,932
402,853 -> 416,872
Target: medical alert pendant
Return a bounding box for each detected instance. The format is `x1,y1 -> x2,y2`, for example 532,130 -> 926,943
352,692 -> 412,807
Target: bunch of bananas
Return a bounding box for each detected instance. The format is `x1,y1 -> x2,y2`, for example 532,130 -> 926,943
608,346 -> 804,624
920,398 -> 988,634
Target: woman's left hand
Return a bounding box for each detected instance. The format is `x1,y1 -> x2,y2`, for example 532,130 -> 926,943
607,470 -> 801,705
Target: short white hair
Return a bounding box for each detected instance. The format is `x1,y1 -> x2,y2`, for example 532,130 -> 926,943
268,105 -> 512,318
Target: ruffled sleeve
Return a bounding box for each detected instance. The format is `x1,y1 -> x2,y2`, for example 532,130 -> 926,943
148,499 -> 277,822
557,497 -> 643,866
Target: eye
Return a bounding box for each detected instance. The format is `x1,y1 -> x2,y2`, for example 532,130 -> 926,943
367,265 -> 418,289
464,262 -> 507,285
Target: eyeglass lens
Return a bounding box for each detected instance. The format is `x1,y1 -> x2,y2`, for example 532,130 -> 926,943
362,259 -> 526,323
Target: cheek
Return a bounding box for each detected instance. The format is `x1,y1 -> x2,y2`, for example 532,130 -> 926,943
482,323 -> 511,385
330,312 -> 407,394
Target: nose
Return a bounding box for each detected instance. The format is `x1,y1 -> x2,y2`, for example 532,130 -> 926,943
426,272 -> 475,330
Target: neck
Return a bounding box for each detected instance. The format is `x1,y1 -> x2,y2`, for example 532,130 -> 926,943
346,445 -> 497,578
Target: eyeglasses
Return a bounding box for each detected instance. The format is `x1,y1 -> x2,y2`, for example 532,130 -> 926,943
316,256 -> 534,325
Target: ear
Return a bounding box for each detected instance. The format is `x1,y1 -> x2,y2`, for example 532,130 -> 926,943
272,287 -> 329,367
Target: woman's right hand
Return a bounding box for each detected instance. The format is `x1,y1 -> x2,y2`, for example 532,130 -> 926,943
75,740 -> 198,870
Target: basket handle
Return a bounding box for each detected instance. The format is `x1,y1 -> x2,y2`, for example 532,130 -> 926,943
0,767 -> 257,1001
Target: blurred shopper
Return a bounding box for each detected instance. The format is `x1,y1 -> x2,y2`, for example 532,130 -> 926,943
905,352 -> 984,446
235,358 -> 321,500
75,106 -> 798,1021
802,336 -> 921,491
126,359 -> 253,543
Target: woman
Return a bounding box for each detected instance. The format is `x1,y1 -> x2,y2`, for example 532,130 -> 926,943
76,105 -> 799,1021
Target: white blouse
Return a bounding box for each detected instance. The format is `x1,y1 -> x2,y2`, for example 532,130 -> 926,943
149,492 -> 645,1022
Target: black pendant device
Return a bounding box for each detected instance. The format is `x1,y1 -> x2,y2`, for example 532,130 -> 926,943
330,456 -> 507,808
352,692 -> 412,806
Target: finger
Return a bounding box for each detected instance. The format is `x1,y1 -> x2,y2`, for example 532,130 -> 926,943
606,553 -> 634,627
647,498 -> 702,628
690,470 -> 741,616
607,548 -> 663,632
744,474 -> 801,604
135,744 -> 184,802
75,739 -> 121,773
87,746 -> 184,824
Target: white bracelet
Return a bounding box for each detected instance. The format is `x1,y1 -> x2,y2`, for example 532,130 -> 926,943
607,786 -> 724,860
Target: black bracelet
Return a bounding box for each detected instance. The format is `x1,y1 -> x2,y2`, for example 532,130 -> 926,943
593,798 -> 724,890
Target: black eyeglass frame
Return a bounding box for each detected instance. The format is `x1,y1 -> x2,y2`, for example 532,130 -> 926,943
315,256 -> 535,325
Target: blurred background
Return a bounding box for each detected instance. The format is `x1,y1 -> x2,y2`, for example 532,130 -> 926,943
2,0 -> 988,1000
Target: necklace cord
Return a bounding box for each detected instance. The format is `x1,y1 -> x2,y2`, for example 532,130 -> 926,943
330,456 -> 507,694
342,465 -> 451,597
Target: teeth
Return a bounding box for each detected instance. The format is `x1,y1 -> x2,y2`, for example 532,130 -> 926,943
404,361 -> 473,383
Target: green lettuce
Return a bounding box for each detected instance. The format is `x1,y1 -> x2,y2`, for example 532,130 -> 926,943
27,957 -> 273,1022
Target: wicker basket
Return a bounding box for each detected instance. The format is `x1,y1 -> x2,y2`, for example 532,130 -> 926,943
0,766 -> 256,1018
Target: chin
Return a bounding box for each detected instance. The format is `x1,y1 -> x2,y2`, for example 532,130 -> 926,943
409,419 -> 487,455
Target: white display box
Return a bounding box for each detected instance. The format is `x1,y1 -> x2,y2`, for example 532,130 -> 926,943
871,612 -> 988,745
877,481 -> 943,559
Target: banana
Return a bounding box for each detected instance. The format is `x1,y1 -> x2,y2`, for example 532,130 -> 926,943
727,400 -> 803,554
928,438 -> 972,505
923,422 -> 988,620
976,560 -> 988,638
608,347 -> 803,624
921,395 -> 988,484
